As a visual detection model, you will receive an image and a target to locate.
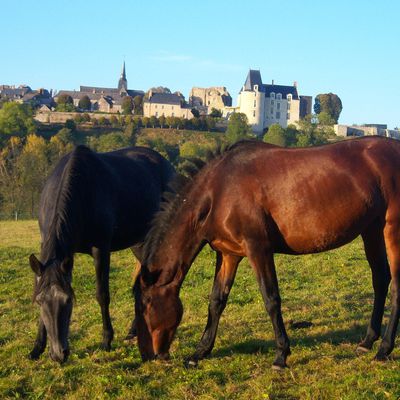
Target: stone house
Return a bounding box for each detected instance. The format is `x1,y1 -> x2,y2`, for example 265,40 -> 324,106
143,91 -> 192,119
189,87 -> 232,114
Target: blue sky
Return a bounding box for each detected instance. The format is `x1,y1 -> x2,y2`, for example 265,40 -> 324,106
1,1 -> 399,127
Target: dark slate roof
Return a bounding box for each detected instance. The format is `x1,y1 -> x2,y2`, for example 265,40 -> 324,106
80,86 -> 120,94
243,70 -> 263,91
145,92 -> 183,105
263,84 -> 299,100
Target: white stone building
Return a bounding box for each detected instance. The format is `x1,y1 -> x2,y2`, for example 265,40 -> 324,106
235,70 -> 312,134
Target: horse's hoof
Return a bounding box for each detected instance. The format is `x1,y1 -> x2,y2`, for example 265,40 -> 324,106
184,358 -> 199,368
124,333 -> 137,341
29,348 -> 43,360
374,352 -> 390,362
271,362 -> 287,371
101,343 -> 112,352
356,345 -> 370,354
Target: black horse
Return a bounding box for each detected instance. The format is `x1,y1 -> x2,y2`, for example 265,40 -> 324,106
29,145 -> 175,363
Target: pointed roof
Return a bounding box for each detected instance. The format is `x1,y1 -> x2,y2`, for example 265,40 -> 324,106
121,61 -> 126,80
243,69 -> 263,91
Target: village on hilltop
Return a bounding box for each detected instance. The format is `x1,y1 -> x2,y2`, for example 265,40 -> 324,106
1,62 -> 399,139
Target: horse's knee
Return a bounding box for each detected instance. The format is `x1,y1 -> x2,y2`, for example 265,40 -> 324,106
265,295 -> 281,314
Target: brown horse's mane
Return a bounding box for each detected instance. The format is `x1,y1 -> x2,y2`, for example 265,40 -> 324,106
142,140 -> 259,265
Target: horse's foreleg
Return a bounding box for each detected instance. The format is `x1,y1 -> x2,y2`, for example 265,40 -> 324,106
29,317 -> 47,359
93,247 -> 113,351
125,256 -> 142,340
249,249 -> 290,370
375,221 -> 400,360
187,252 -> 241,365
358,226 -> 391,352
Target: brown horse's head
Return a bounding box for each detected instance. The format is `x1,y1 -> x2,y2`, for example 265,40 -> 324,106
30,254 -> 73,363
135,267 -> 183,361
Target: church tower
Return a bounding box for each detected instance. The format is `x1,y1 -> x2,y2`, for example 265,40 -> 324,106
118,61 -> 128,92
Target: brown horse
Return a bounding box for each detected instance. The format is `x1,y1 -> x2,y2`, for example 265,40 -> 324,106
135,137 -> 400,369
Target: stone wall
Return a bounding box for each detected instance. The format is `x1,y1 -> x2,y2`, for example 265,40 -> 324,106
34,111 -> 122,124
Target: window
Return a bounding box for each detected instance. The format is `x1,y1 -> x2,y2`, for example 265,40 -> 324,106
172,106 -> 174,110
287,113 -> 290,119
271,92 -> 275,99
162,105 -> 164,109
271,108 -> 273,115
253,110 -> 256,117
276,111 -> 280,119
172,112 -> 174,117
155,105 -> 157,109
271,100 -> 274,106
277,103 -> 281,110
277,93 -> 282,100
254,100 -> 256,107
287,102 -> 291,110
287,94 -> 292,101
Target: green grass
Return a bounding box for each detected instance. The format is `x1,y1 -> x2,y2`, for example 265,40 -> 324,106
0,221 -> 399,399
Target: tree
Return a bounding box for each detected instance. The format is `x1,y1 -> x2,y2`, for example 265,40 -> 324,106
226,113 -> 252,143
122,96 -> 134,115
56,94 -> 75,112
263,124 -> 286,146
191,108 -> 200,118
0,102 -> 36,141
150,116 -> 159,128
142,117 -> 150,128
56,128 -> 74,145
159,115 -> 166,128
87,132 -> 131,152
133,95 -> 143,115
314,93 -> 343,123
209,107 -> 222,118
78,95 -> 91,111
65,119 -> 76,131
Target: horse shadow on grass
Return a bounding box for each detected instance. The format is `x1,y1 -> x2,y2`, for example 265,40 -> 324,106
210,323 -> 399,362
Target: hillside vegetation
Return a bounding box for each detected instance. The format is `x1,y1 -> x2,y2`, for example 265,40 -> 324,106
0,221 -> 399,399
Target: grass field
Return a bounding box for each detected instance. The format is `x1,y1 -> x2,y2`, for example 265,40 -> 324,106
0,221 -> 399,399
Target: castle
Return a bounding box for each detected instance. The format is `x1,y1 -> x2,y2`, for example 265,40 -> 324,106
234,70 -> 312,134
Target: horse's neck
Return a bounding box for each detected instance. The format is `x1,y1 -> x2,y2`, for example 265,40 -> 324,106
156,219 -> 206,287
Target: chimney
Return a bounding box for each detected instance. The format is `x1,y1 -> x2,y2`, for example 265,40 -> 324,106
293,81 -> 297,88
272,79 -> 274,85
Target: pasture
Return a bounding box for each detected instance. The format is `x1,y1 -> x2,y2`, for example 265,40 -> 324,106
0,221 -> 399,399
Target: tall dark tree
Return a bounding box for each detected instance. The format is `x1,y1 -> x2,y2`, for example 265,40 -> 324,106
314,93 -> 343,123
56,94 -> 75,112
133,95 -> 143,115
78,95 -> 91,111
122,96 -> 134,115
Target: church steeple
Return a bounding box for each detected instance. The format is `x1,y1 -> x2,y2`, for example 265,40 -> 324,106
118,61 -> 128,92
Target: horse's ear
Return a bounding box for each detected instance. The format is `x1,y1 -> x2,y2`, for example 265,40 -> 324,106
29,254 -> 43,276
61,257 -> 73,274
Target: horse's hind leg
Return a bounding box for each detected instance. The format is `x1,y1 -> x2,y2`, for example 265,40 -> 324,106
187,252 -> 242,365
248,247 -> 290,370
358,223 -> 391,352
92,247 -> 114,351
375,219 -> 400,360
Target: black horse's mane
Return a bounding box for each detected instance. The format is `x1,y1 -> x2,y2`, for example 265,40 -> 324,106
41,145 -> 94,262
142,140 -> 259,265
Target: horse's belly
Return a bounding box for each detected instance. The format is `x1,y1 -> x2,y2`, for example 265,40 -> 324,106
273,202 -> 377,254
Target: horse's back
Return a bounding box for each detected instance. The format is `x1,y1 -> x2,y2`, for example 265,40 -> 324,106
206,137 -> 400,255
39,145 -> 174,253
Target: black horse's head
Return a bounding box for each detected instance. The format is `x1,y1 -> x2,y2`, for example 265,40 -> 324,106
29,254 -> 74,363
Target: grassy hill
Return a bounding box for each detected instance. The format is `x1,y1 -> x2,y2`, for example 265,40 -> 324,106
0,221 -> 399,399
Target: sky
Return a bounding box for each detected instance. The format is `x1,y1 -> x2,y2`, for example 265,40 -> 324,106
1,0 -> 399,128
